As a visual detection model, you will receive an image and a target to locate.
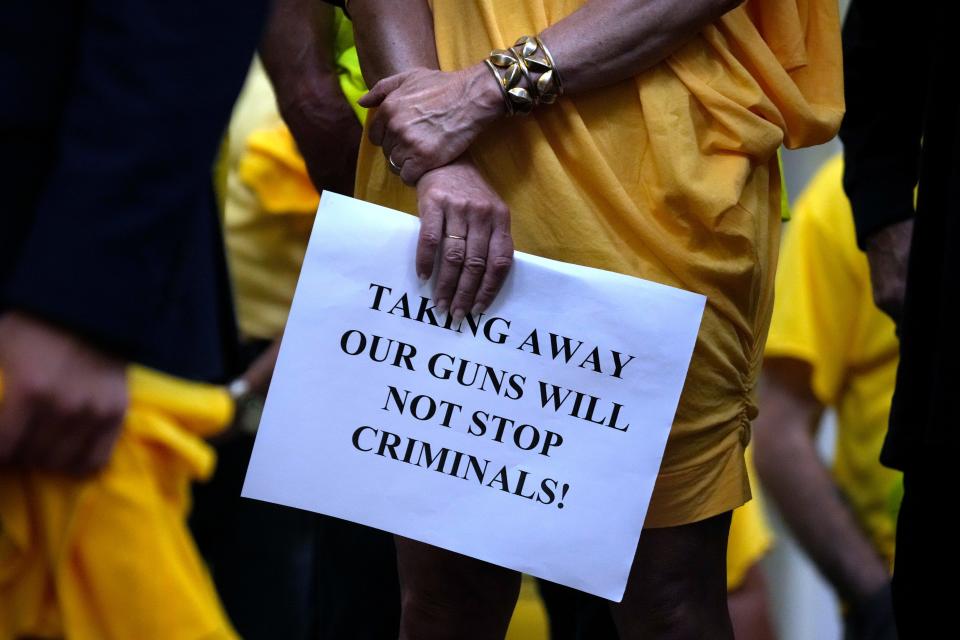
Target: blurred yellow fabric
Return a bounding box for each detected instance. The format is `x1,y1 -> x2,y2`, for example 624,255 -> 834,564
0,366 -> 236,640
506,575 -> 551,640
332,9 -> 367,123
241,126 -> 320,214
765,155 -> 901,566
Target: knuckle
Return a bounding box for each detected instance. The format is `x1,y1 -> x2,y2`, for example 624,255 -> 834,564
426,188 -> 451,207
420,230 -> 441,248
490,254 -> 513,271
443,247 -> 466,266
490,254 -> 514,275
414,139 -> 435,158
476,284 -> 498,301
471,200 -> 494,217
462,256 -> 487,275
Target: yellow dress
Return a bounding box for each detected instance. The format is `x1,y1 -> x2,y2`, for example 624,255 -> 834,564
355,0 -> 843,527
0,367 -> 236,640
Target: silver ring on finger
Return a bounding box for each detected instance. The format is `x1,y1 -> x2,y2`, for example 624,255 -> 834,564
444,233 -> 467,240
388,154 -> 403,175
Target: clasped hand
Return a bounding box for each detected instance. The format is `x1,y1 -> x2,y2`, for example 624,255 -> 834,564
359,64 -> 505,185
359,64 -> 514,321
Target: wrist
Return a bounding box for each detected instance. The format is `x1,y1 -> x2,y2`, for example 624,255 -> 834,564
420,155 -> 483,184
464,62 -> 509,124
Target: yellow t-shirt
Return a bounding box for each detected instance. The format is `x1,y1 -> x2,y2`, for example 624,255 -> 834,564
765,155 -> 901,566
355,0 -> 844,527
226,9 -> 366,340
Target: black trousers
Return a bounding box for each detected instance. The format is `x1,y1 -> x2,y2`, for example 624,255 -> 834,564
891,455 -> 954,637
537,579 -> 618,640
190,434 -> 401,640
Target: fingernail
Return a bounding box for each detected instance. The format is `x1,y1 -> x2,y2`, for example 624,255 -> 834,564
471,303 -> 486,316
452,308 -> 465,324
417,273 -> 429,283
436,300 -> 449,315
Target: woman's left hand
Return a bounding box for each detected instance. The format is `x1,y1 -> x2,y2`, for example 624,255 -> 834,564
358,64 -> 506,185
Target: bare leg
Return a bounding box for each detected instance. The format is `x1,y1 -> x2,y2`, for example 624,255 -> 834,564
610,511 -> 734,640
395,536 -> 522,640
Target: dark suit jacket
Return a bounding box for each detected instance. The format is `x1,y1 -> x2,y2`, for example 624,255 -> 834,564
0,0 -> 269,381
840,0 -> 960,470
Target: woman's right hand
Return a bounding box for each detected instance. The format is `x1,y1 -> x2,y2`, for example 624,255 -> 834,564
415,158 -> 514,322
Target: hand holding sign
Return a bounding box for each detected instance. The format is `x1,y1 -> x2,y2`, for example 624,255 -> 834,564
242,193 -> 704,601
415,158 -> 513,320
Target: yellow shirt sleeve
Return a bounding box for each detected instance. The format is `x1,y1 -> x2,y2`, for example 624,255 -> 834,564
333,9 -> 368,125
765,155 -> 864,405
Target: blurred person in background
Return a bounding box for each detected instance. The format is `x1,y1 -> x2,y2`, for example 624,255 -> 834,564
754,155 -> 899,640
0,0 -> 269,637
190,2 -> 401,638
839,0 -> 958,633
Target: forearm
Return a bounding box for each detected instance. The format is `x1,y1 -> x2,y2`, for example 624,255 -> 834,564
261,0 -> 364,194
352,0 -> 743,187
355,0 -> 739,94
349,0 -> 439,84
754,370 -> 889,604
260,0 -> 342,117
541,0 -> 742,94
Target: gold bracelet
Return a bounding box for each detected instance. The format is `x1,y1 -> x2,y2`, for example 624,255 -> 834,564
512,35 -> 564,104
485,49 -> 535,115
484,34 -> 565,115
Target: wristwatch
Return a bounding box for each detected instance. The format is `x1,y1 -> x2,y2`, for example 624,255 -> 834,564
228,378 -> 266,435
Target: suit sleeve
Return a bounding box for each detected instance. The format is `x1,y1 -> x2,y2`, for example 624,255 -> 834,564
839,0 -> 926,248
2,0 -> 267,354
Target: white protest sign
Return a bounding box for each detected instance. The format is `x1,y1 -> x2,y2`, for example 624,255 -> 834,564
242,192 -> 705,601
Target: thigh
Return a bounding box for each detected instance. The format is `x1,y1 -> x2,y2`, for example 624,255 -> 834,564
395,536 -> 521,640
610,511 -> 733,640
